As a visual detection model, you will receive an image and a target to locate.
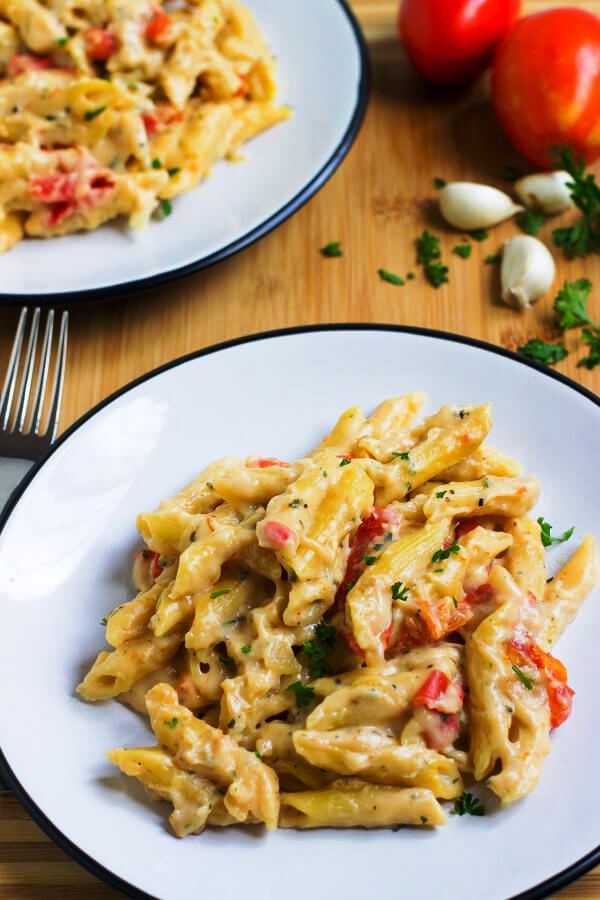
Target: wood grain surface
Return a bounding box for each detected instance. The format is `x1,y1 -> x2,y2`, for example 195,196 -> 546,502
1,1 -> 599,897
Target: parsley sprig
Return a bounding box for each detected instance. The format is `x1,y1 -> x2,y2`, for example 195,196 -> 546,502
554,278 -> 594,329
320,241 -> 342,258
551,147 -> 600,258
378,268 -> 405,285
431,540 -> 460,564
578,328 -> 600,369
454,792 -> 485,817
302,622 -> 337,679
416,230 -> 449,288
518,339 -> 568,366
537,516 -> 574,548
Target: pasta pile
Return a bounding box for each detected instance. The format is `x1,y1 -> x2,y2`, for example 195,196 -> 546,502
78,394 -> 599,835
0,0 -> 288,254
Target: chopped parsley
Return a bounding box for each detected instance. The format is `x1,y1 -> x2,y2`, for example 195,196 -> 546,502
254,749 -> 262,759
551,146 -> 600,257
210,589 -> 231,599
165,717 -> 179,729
518,339 -> 568,366
391,581 -> 408,601
537,517 -> 574,548
452,243 -> 472,259
56,37 -> 69,47
322,470 -> 328,477
378,268 -> 405,285
454,792 -> 485,816
84,106 -> 106,121
516,208 -> 546,236
363,555 -> 377,566
502,165 -> 520,182
219,655 -> 235,668
302,622 -> 337,679
431,540 -> 460,563
241,645 -> 252,654
420,816 -> 428,824
484,253 -> 501,265
406,271 -> 415,280
339,458 -> 351,467
151,158 -> 162,169
511,664 -> 533,690
320,241 -> 342,258
433,177 -> 446,190
392,450 -> 410,460
435,490 -> 447,498
578,327 -> 600,369
469,228 -> 488,242
286,681 -> 315,708
160,198 -> 173,217
168,167 -> 181,177
553,278 -> 593,329
289,498 -> 303,508
416,230 -> 448,288
100,617 -> 107,626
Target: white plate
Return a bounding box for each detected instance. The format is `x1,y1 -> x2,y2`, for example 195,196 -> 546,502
0,1 -> 367,304
0,326 -> 599,900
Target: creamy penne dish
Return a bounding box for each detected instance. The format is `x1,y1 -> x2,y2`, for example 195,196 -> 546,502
0,0 -> 288,255
78,394 -> 599,835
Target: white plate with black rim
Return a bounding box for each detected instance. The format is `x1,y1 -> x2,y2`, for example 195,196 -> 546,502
0,325 -> 599,900
0,0 -> 368,305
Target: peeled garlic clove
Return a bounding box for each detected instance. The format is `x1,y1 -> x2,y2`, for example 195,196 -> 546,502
514,171 -> 573,215
439,182 -> 522,230
501,235 -> 556,310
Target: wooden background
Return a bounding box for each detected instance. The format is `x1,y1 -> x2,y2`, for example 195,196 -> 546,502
1,0 -> 599,896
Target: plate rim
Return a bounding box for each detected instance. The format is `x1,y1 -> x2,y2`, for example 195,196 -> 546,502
0,0 -> 370,307
0,323 -> 598,900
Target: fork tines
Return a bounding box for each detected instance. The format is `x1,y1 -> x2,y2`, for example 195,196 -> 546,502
0,307 -> 69,453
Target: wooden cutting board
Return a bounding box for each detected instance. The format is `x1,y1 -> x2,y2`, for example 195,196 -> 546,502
0,1 -> 598,896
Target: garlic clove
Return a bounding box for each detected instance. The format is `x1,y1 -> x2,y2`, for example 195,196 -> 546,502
501,235 -> 556,311
514,171 -> 573,215
439,182 -> 522,230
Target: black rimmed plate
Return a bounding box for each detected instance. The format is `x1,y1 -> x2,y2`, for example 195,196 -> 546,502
0,325 -> 598,899
0,0 -> 368,305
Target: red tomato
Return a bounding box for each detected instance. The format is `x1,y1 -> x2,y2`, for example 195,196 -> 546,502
336,507 -> 389,610
413,669 -> 450,708
246,457 -> 290,468
260,520 -> 295,549
455,517 -> 484,539
493,7 -> 600,168
398,0 -> 521,86
85,27 -> 118,61
8,55 -> 53,77
146,9 -> 171,43
507,636 -> 574,729
29,173 -> 78,204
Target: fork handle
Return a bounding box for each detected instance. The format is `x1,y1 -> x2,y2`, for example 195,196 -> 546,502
0,457 -> 32,792
0,458 -> 32,510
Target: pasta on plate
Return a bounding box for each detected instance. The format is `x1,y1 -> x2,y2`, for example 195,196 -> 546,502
78,394 -> 599,835
0,0 -> 288,255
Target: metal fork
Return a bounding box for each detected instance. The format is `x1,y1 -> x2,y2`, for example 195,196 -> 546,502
0,307 -> 68,461
0,307 -> 68,794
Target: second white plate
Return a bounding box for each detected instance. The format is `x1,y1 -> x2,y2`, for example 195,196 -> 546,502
0,0 -> 367,303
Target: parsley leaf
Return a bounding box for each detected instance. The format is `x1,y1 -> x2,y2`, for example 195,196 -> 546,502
165,717 -> 179,729
241,645 -> 252,654
210,589 -> 231,599
416,230 -> 449,288
578,327 -> 600,369
219,655 -> 235,668
511,664 -> 533,690
435,490 -> 447,498
469,228 -> 488,242
431,540 -> 460,564
160,198 -> 172,218
339,458 -> 351,467
537,516 -> 574,548
320,241 -> 342,258
302,622 -> 337,679
287,681 -> 315,708
454,792 -> 485,817
378,268 -> 405,285
502,165 -> 520,182
392,451 -> 410,460
56,37 -> 69,47
167,167 -> 181,177
391,581 -> 408,601
433,177 -> 446,190
363,555 -> 377,566
516,208 -> 546,236
289,498 -> 303,508
551,146 -> 600,257
453,243 -> 472,259
518,339 -> 568,366
484,253 -> 501,265
553,278 -> 593,329
151,157 -> 162,169
84,106 -> 106,121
